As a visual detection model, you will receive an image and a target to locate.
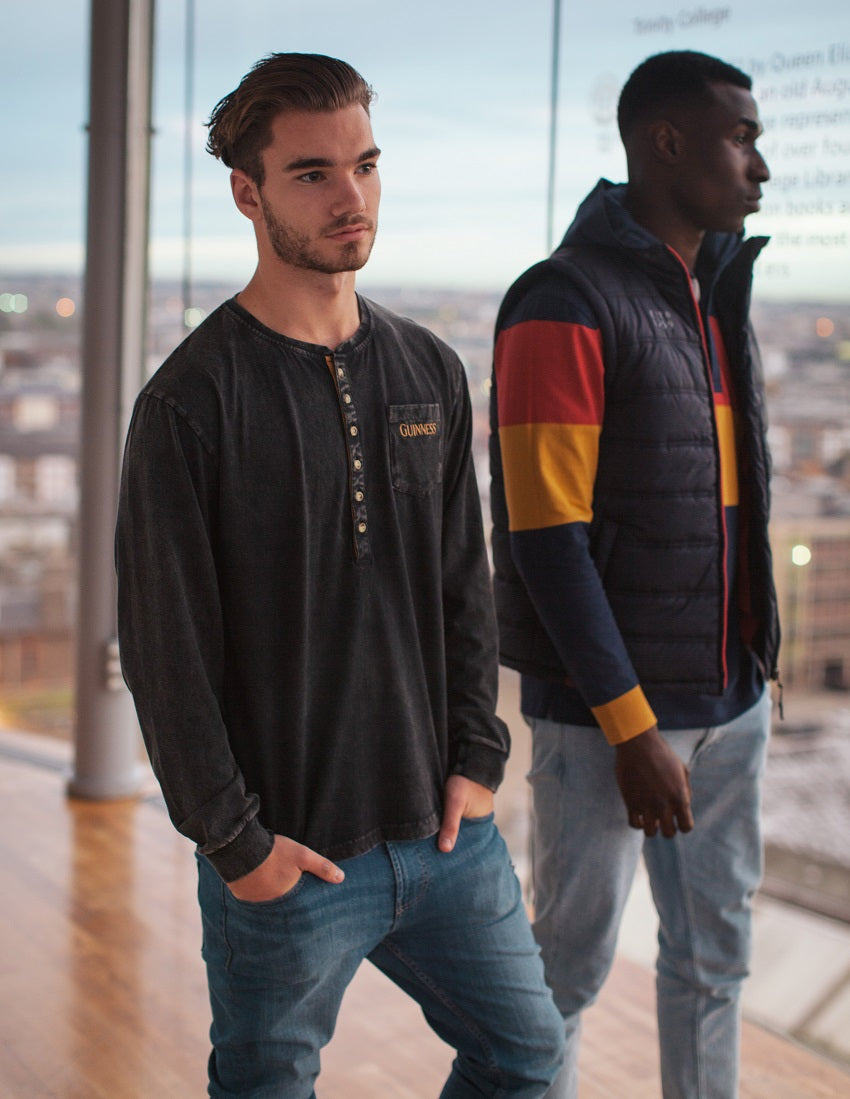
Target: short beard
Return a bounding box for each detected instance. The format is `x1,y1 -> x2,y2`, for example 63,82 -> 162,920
260,195 -> 376,274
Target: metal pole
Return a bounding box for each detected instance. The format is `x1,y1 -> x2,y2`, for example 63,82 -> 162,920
69,0 -> 155,799
182,0 -> 195,329
546,0 -> 562,254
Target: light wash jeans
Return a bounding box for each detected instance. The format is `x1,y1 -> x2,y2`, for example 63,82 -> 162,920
529,688 -> 771,1099
197,814 -> 564,1098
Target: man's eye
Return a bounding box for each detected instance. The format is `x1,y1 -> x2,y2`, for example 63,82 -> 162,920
357,162 -> 378,175
298,171 -> 324,183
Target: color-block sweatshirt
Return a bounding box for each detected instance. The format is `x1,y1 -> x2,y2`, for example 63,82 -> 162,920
489,181 -> 780,743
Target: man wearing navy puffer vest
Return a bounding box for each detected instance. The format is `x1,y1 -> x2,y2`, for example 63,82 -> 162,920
491,50 -> 780,1099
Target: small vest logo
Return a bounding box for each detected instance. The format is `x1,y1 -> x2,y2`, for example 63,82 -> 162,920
649,309 -> 675,331
399,421 -> 438,438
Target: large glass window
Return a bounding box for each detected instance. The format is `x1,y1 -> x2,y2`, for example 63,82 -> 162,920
3,10 -> 850,1058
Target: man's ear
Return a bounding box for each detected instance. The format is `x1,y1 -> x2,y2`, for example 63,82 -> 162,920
647,119 -> 683,164
230,169 -> 263,222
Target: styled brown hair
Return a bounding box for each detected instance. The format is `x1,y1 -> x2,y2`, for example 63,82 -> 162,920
206,52 -> 374,185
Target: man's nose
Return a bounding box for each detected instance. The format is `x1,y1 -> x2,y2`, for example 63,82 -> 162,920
331,175 -> 366,216
752,148 -> 770,182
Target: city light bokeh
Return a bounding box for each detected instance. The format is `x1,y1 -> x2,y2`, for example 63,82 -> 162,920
0,293 -> 28,314
791,543 -> 813,566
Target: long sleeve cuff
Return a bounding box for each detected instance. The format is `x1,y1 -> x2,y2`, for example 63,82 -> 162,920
449,713 -> 510,792
591,686 -> 657,745
199,814 -> 275,884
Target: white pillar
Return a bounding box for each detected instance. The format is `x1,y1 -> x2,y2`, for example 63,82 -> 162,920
69,0 -> 154,799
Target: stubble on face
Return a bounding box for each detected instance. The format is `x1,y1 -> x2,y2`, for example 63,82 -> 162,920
260,193 -> 377,274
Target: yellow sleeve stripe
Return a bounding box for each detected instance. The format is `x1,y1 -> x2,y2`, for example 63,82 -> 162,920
591,687 -> 657,745
499,422 -> 600,531
715,404 -> 739,507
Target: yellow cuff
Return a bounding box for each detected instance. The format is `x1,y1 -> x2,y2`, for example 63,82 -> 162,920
591,686 -> 656,745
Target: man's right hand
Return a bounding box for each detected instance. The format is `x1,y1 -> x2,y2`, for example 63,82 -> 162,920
226,834 -> 345,902
615,725 -> 694,838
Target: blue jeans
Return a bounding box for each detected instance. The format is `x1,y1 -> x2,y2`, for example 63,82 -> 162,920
529,688 -> 771,1099
197,815 -> 564,1098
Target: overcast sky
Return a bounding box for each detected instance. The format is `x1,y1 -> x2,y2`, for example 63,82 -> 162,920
3,0 -> 848,299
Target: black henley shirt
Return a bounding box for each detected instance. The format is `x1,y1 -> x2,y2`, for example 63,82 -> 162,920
116,296 -> 509,882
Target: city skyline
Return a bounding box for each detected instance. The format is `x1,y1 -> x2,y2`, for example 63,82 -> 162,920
2,0 -> 849,299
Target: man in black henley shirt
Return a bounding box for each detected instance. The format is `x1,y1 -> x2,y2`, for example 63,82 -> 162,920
115,51 -> 563,1098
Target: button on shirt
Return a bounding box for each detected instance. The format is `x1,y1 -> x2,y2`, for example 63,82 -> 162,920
116,297 -> 508,882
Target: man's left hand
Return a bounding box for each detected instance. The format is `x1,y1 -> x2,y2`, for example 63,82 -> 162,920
437,774 -> 495,853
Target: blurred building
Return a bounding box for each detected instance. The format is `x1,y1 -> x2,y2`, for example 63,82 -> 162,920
0,282 -> 79,691
772,518 -> 850,691
762,301 -> 850,691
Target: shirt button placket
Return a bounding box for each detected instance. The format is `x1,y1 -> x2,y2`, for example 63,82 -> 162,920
333,355 -> 370,560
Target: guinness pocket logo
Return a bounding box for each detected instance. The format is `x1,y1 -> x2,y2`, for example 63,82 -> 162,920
399,421 -> 438,438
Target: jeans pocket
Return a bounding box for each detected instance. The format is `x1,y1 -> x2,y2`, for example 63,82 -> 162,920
527,717 -> 567,785
460,810 -> 496,825
228,873 -> 306,910
447,818 -> 522,925
219,873 -> 324,980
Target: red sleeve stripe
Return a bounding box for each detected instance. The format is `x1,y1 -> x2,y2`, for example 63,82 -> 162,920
495,320 -> 604,427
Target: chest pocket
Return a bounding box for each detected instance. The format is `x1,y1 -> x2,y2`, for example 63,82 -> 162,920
388,403 -> 443,495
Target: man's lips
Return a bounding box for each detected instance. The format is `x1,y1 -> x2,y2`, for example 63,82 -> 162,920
327,220 -> 373,241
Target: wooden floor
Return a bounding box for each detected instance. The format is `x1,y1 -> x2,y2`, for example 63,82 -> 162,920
2,741 -> 849,1099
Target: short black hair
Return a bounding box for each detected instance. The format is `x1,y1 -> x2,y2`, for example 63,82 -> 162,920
617,51 -> 752,142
